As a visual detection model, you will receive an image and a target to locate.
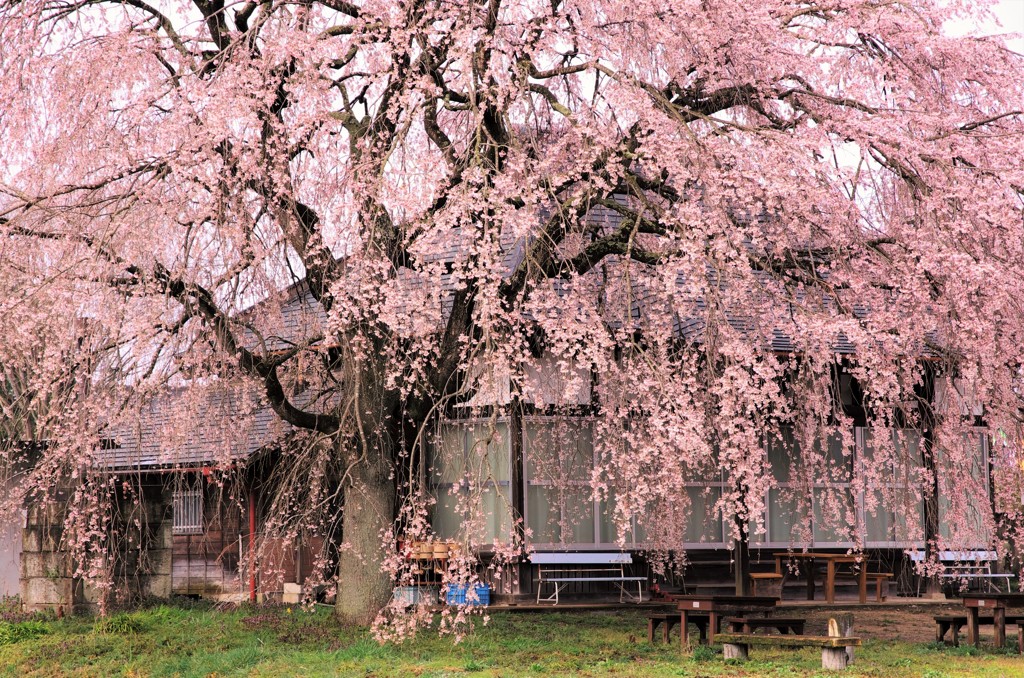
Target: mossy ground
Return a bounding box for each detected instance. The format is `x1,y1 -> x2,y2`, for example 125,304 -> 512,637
1,601 -> 1022,677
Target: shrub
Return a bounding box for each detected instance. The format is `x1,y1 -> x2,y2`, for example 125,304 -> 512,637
0,597 -> 59,624
690,644 -> 718,663
0,620 -> 48,645
97,613 -> 143,635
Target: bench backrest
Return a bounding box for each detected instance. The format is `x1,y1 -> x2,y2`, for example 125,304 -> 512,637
529,552 -> 632,565
906,550 -> 998,563
937,550 -> 997,562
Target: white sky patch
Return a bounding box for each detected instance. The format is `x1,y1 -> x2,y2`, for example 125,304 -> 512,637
950,0 -> 1024,51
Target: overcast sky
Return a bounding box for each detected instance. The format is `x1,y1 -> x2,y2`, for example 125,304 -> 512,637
967,0 -> 1023,50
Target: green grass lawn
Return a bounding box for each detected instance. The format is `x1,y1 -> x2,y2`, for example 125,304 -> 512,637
1,602 -> 1022,677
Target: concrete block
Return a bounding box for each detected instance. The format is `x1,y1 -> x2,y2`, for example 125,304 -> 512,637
21,552 -> 66,579
22,524 -> 62,552
143,574 -> 172,598
146,549 -> 173,576
157,524 -> 174,549
283,583 -> 302,604
25,505 -> 44,526
80,580 -> 103,605
41,528 -> 62,552
118,552 -> 140,572
22,577 -> 73,606
40,503 -> 66,524
22,527 -> 41,553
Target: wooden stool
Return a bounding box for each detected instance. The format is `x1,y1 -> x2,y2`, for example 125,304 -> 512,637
750,572 -> 783,597
647,613 -> 678,643
934,615 -> 967,646
647,612 -> 709,644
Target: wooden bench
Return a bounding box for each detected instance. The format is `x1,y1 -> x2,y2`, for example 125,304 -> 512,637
724,616 -> 805,635
646,612 -> 709,643
939,570 -> 1014,593
827,568 -> 893,602
530,552 -> 645,605
716,633 -> 862,670
909,550 -> 1013,595
749,572 -> 783,597
934,614 -> 1024,648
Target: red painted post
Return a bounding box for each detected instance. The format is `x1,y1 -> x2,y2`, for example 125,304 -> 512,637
249,488 -> 257,603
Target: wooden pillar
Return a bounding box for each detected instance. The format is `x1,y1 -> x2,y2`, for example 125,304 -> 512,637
821,647 -> 849,670
831,613 -> 855,663
734,531 -> 751,595
734,495 -> 751,595
825,615 -> 854,669
510,399 -> 526,596
918,365 -> 941,596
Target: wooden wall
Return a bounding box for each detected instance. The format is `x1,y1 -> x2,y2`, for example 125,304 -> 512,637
169,482 -> 323,600
171,485 -> 244,598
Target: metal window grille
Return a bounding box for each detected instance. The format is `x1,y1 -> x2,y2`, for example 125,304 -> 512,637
173,489 -> 204,535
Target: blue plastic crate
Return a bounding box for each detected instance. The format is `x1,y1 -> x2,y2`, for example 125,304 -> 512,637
445,583 -> 490,606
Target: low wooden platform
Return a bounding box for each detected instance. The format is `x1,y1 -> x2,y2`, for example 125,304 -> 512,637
715,633 -> 862,670
715,633 -> 862,648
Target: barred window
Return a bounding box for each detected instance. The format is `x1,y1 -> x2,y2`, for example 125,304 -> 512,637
172,489 -> 204,535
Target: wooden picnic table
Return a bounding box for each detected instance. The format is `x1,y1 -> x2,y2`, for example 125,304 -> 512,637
670,594 -> 778,647
961,593 -> 1024,648
774,552 -> 868,604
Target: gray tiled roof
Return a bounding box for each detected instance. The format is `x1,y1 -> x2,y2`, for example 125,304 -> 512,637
99,200 -> 883,468
96,384 -> 289,470
240,280 -> 329,353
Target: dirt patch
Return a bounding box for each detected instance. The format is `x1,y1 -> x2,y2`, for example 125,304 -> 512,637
778,603 -> 968,643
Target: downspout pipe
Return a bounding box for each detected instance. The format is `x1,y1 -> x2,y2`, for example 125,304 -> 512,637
249,486 -> 257,603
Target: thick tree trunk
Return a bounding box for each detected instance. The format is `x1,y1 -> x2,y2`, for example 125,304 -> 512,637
335,446 -> 397,625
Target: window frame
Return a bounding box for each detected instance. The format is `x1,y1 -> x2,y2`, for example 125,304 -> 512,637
859,427 -> 926,549
429,418 -> 513,543
172,488 -> 204,536
935,429 -> 991,545
429,415 -> 982,553
522,415 -> 600,547
756,428 -> 859,549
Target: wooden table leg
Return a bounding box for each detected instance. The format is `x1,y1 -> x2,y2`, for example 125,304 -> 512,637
994,607 -> 1006,648
858,568 -> 867,604
826,561 -> 836,604
967,607 -> 979,647
680,611 -> 689,649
